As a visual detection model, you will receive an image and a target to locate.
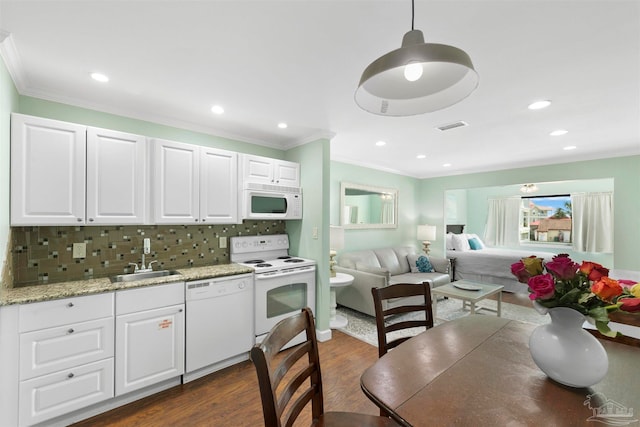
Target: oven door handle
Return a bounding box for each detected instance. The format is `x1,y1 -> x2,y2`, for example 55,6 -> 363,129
255,267 -> 314,280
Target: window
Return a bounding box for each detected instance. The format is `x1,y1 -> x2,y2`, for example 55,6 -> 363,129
520,195 -> 572,244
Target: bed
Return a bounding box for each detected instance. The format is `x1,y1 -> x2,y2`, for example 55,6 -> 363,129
445,225 -> 556,293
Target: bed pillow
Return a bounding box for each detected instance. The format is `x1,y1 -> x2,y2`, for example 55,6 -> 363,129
468,237 -> 483,250
452,233 -> 471,251
467,233 -> 486,249
407,254 -> 435,273
446,233 -> 455,250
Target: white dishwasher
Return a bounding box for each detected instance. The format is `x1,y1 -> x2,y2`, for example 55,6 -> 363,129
184,273 -> 254,383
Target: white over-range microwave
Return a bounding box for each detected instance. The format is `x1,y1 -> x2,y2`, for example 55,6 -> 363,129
243,183 -> 303,220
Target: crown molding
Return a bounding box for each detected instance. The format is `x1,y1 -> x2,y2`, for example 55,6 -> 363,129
0,31 -> 29,92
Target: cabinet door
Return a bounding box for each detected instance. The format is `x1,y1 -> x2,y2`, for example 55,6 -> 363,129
19,358 -> 114,427
200,147 -> 238,224
10,113 -> 86,225
86,127 -> 147,224
115,304 -> 185,396
273,159 -> 300,187
151,138 -> 200,224
242,154 -> 274,185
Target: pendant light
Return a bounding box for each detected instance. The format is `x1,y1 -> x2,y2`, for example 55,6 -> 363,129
355,0 -> 478,116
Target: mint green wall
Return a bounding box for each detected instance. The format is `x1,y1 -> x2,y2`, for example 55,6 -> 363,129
285,139 -> 330,331
419,156 -> 640,271
0,56 -> 19,278
18,96 -> 284,158
331,161 -> 421,253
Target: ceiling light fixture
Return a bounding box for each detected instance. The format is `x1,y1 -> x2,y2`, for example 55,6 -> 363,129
354,0 -> 478,116
528,100 -> 551,110
520,183 -> 539,194
90,72 -> 109,83
550,129 -> 568,136
442,163 -> 452,167
211,105 -> 225,115
416,154 -> 426,159
563,146 -> 577,151
375,140 -> 387,146
277,122 -> 288,129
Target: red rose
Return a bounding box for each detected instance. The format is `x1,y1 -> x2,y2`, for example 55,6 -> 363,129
511,260 -> 530,283
528,274 -> 555,301
545,256 -> 579,280
591,277 -> 623,302
579,261 -> 609,282
619,298 -> 640,313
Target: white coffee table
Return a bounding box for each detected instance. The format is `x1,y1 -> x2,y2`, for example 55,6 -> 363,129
329,272 -> 354,328
431,280 -> 504,321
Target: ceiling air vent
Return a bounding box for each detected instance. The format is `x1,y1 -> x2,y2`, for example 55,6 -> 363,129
436,121 -> 468,132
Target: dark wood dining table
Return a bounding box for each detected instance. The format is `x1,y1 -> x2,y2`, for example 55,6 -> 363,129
360,315 -> 640,427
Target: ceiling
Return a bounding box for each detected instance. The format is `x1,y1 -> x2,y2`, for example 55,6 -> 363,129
1,1 -> 638,179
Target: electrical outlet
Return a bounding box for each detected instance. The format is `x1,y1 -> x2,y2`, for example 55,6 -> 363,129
72,242 -> 86,259
312,227 -> 318,239
219,236 -> 227,249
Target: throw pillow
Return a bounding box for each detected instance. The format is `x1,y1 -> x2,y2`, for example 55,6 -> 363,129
416,255 -> 435,273
468,237 -> 483,250
451,233 -> 471,251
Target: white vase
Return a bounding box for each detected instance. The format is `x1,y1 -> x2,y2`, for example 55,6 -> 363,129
529,306 -> 608,388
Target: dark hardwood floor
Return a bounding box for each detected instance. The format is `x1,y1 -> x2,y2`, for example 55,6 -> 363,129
72,330 -> 383,427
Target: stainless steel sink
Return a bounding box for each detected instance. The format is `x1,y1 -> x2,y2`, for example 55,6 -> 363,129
110,270 -> 180,283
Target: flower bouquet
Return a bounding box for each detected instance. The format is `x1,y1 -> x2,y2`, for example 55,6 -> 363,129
511,254 -> 640,337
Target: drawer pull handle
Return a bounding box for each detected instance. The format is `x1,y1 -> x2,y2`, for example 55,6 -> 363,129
68,373 -> 74,379
67,302 -> 74,308
68,328 -> 74,334
179,308 -> 183,313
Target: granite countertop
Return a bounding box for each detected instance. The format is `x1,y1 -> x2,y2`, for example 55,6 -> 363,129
0,263 -> 254,306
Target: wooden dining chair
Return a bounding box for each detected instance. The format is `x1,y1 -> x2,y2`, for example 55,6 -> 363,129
371,282 -> 434,357
250,307 -> 399,427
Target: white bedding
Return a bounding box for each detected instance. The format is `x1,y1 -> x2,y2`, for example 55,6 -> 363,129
446,247 -> 556,293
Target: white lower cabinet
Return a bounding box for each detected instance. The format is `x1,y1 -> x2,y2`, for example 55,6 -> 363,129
115,282 -> 185,396
15,293 -> 115,426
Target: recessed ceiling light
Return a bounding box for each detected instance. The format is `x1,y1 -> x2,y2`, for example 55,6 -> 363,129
375,141 -> 386,147
563,145 -> 577,151
90,72 -> 109,83
211,105 -> 225,115
416,154 -> 426,159
278,122 -> 288,129
442,163 -> 452,167
528,100 -> 551,110
550,129 -> 568,136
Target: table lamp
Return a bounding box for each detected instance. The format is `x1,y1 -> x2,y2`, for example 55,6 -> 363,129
330,226 -> 345,277
417,225 -> 436,255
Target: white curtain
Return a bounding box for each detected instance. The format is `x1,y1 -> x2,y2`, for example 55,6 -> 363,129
571,192 -> 614,253
484,197 -> 521,246
381,201 -> 394,224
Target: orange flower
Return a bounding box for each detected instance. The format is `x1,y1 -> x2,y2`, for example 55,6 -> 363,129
591,277 -> 623,302
579,261 -> 609,282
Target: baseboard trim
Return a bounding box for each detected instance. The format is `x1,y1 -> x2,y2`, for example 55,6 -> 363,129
316,328 -> 332,342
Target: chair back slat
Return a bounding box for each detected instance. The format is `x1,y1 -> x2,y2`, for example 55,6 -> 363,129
371,282 -> 434,357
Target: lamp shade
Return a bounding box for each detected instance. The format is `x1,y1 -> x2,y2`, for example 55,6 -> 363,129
355,29 -> 478,116
417,224 -> 436,241
330,225 -> 345,250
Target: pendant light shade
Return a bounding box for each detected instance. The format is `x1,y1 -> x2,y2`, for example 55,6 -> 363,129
355,7 -> 478,116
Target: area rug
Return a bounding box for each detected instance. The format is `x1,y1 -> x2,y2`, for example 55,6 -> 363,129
336,298 -> 550,347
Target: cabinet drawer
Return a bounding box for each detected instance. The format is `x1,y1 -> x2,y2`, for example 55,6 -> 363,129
19,293 -> 114,332
19,358 -> 114,427
116,282 -> 184,315
20,317 -> 114,380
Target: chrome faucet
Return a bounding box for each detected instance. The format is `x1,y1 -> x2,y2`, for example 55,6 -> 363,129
129,238 -> 157,273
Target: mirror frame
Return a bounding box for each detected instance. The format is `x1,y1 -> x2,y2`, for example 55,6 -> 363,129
340,181 -> 398,229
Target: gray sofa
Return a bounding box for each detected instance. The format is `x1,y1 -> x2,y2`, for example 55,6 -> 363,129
333,246 -> 452,317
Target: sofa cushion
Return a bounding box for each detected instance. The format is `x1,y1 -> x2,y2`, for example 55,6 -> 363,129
373,247 -> 412,275
355,262 -> 391,282
390,272 -> 450,288
337,250 -> 381,270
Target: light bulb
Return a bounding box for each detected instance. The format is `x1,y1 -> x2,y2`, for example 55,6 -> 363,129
404,62 -> 423,82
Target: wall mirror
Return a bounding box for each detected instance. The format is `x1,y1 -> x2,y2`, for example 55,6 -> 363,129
340,182 -> 398,229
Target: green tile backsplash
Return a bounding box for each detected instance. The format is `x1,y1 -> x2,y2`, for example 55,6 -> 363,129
10,221 -> 286,287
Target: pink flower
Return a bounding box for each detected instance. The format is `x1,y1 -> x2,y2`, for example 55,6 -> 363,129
510,260 -> 530,284
545,255 -> 579,280
619,298 -> 640,313
528,274 -> 556,301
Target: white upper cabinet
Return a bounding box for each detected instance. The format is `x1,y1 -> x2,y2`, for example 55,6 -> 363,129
200,146 -> 238,223
86,127 -> 147,224
11,114 -> 148,226
11,114 -> 87,225
151,139 -> 239,224
241,154 -> 300,187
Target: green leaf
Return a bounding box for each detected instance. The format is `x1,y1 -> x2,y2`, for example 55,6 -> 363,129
594,320 -> 621,338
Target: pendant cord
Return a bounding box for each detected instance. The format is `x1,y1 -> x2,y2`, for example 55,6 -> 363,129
411,0 -> 415,30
